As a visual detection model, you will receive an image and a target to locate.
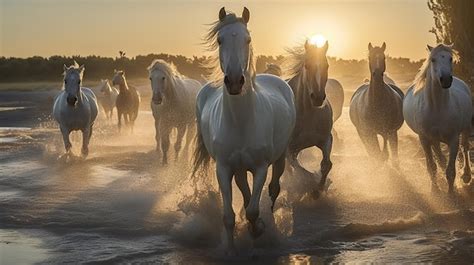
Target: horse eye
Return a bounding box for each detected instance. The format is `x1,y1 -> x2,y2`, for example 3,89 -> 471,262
149,77 -> 152,81
431,58 -> 436,63
77,80 -> 80,85
449,57 -> 453,62
162,77 -> 165,81
64,80 -> 67,84
217,37 -> 222,45
247,37 -> 251,44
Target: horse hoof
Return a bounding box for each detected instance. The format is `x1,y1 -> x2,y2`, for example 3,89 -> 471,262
461,174 -> 471,184
248,218 -> 265,238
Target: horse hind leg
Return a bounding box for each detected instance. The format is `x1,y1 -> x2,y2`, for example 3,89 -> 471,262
460,130 -> 471,184
117,110 -> 122,132
313,134 -> 333,199
269,153 -> 285,212
388,132 -> 400,168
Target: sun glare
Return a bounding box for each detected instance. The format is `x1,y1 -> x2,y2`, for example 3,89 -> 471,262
309,34 -> 327,48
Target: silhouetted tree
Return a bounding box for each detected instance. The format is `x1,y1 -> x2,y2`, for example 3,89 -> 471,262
428,0 -> 474,88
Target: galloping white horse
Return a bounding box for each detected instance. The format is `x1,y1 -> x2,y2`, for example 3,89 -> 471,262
285,40 -> 333,199
350,43 -> 404,165
148,59 -> 200,164
53,62 -> 98,159
98,79 -> 118,120
193,7 -> 296,254
403,44 -> 472,193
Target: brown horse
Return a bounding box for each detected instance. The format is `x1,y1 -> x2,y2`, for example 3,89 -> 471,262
349,43 -> 404,165
285,40 -> 333,199
112,70 -> 141,133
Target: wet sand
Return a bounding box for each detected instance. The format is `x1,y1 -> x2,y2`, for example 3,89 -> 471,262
0,87 -> 473,264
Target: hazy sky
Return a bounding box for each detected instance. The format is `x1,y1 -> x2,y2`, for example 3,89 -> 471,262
0,0 -> 435,60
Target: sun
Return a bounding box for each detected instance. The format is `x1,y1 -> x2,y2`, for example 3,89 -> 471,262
309,34 -> 327,48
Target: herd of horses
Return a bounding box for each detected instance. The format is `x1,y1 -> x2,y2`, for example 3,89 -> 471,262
51,7 -> 472,254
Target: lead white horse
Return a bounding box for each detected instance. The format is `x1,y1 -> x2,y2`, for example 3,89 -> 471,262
53,62 -> 98,159
148,59 -> 200,164
98,79 -> 118,120
403,44 -> 472,194
193,7 -> 296,254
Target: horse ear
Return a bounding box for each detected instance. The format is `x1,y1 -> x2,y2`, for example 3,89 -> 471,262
219,7 -> 226,22
114,69 -> 117,73
242,7 -> 250,24
381,42 -> 386,52
323,41 -> 329,53
368,42 -> 373,51
304,39 -> 310,51
63,64 -> 68,72
79,65 -> 85,73
427,45 -> 434,52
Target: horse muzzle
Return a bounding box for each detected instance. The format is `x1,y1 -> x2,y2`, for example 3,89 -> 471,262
67,96 -> 78,106
152,96 -> 163,105
310,93 -> 325,107
224,75 -> 245,95
440,75 -> 453,89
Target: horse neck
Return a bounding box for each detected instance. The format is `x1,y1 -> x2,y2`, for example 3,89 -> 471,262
294,70 -> 314,111
164,77 -> 178,104
118,81 -> 129,93
368,74 -> 388,106
222,84 -> 256,126
424,71 -> 449,110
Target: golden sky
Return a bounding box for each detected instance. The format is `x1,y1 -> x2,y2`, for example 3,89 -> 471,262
1,0 -> 435,60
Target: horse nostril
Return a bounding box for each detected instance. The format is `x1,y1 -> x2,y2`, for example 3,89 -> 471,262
239,76 -> 245,85
224,76 -> 230,86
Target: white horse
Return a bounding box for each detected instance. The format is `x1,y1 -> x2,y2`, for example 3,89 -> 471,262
326,78 -> 345,123
98,79 -> 118,120
403,44 -> 472,194
193,7 -> 296,254
148,59 -> 200,164
52,62 -> 98,159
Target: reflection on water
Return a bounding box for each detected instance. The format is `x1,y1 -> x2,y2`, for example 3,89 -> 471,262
0,230 -> 49,265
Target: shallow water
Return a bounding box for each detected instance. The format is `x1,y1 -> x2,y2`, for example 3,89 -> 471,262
0,106 -> 473,264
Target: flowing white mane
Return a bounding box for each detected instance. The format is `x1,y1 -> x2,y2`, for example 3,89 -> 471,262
202,12 -> 256,86
413,44 -> 459,93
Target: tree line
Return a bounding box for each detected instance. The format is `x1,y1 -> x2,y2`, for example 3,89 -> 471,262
0,53 -> 423,83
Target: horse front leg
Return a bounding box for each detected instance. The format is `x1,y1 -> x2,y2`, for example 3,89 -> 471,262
154,118 -> 160,152
60,126 -> 72,155
184,123 -> 196,154
420,136 -> 438,192
357,128 -> 381,159
461,129 -> 472,184
160,123 -> 172,165
269,153 -> 285,211
446,136 -> 460,194
246,165 -> 268,238
216,162 -> 236,255
174,124 -> 186,160
433,141 -> 447,171
314,134 -> 333,199
235,170 -> 250,220
81,125 -> 92,158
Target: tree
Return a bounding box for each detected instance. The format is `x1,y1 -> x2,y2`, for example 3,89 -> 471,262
428,0 -> 474,89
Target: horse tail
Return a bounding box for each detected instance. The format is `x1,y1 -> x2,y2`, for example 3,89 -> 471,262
192,124 -> 211,177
